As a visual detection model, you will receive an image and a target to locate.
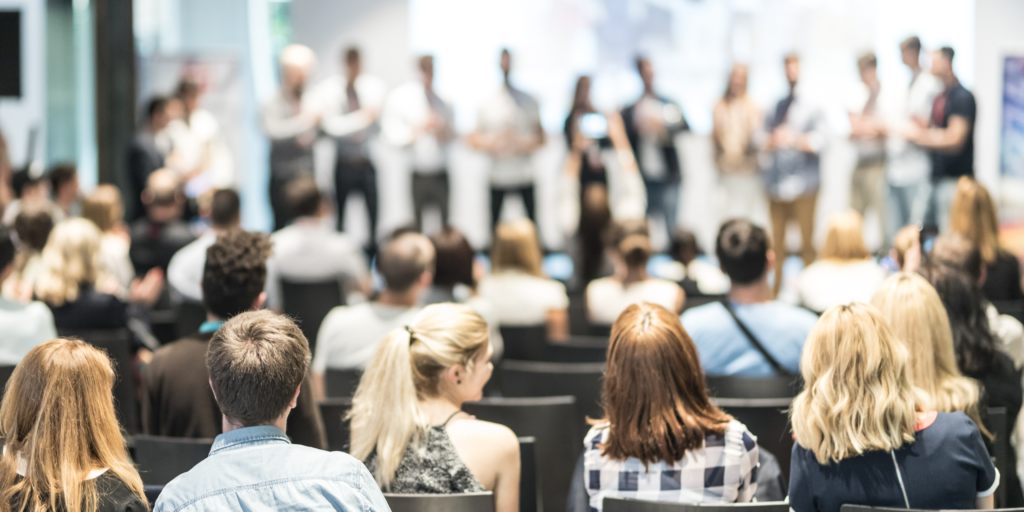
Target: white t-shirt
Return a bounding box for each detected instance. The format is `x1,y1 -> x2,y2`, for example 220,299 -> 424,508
475,86 -> 542,187
265,218 -> 368,310
0,296 -> 57,365
797,259 -> 886,313
880,72 -> 943,185
167,231 -> 218,303
313,302 -> 421,371
381,82 -> 454,174
585,277 -> 681,325
477,270 -> 569,326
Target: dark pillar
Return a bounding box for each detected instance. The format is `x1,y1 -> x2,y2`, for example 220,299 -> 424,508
93,0 -> 134,202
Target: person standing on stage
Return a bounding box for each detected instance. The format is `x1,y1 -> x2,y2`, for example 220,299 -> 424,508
315,47 -> 387,248
847,52 -> 887,243
905,46 -> 976,233
382,55 -> 455,232
762,53 -> 826,297
469,49 -> 546,231
713,63 -> 764,222
261,44 -> 319,231
621,56 -> 688,240
165,79 -> 235,199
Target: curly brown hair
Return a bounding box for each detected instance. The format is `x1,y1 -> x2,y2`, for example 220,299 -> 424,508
202,229 -> 273,320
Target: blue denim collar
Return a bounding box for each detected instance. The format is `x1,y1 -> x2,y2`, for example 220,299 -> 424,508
210,425 -> 291,456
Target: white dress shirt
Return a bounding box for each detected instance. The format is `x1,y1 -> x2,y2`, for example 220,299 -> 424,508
881,72 -> 943,185
381,82 -> 455,174
311,74 -> 388,140
313,302 -> 421,371
164,108 -> 236,195
475,85 -> 542,187
166,231 -> 218,303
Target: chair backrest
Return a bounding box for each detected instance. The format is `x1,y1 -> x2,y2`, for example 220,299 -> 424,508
143,485 -> 163,508
174,300 -> 207,339
0,365 -> 16,397
682,294 -> 728,312
132,435 -> 213,486
57,328 -> 138,434
838,506 -> 1024,512
518,437 -> 538,512
603,498 -> 790,512
280,279 -> 345,354
383,492 -> 495,512
500,325 -> 548,361
463,396 -> 582,512
712,397 -> 794,482
544,336 -> 608,363
499,360 -> 606,421
319,397 -> 354,452
325,368 -> 364,398
991,300 -> 1024,324
705,376 -> 802,399
987,407 -> 1010,507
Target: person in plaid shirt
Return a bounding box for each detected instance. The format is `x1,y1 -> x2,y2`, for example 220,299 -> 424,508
583,303 -> 759,511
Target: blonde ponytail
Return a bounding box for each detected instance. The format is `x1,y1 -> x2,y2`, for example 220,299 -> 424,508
348,303 -> 490,489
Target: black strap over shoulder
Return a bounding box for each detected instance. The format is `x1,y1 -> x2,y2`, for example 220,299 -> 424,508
720,300 -> 793,377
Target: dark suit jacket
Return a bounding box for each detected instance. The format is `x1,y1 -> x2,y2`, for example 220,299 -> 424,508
621,94 -> 688,183
127,132 -> 164,221
46,285 -> 128,331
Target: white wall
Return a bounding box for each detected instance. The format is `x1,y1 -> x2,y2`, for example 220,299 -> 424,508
0,0 -> 45,169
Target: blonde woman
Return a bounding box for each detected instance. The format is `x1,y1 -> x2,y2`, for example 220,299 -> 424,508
949,176 -> 1024,302
797,210 -> 885,312
871,272 -> 986,430
349,303 -> 520,512
478,219 -> 569,340
82,185 -> 135,292
0,338 -> 147,512
789,303 -> 997,512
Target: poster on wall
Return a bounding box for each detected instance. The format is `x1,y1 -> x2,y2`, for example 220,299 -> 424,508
1001,55 -> 1024,179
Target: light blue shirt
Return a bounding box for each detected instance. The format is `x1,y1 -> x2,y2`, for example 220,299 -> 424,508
154,425 -> 390,512
681,301 -> 818,377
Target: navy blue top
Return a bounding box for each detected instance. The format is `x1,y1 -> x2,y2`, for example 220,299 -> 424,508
789,411 -> 996,512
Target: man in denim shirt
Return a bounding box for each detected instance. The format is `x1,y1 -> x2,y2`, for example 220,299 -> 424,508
154,310 -> 390,512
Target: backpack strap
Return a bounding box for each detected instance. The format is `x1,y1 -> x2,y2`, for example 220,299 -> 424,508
720,300 -> 793,377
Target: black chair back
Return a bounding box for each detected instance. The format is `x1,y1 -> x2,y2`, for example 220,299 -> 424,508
681,294 -> 728,312
464,396 -> 582,512
988,407 -> 1010,507
500,360 -> 605,421
319,398 -> 353,452
839,506 -> 1024,512
712,397 -> 794,482
325,368 -> 363,398
705,376 -> 802,399
132,435 -> 213,486
544,336 -> 608,363
143,485 -> 163,508
500,325 -> 548,361
384,492 -> 495,512
603,498 -> 790,512
992,300 -> 1024,324
58,328 -> 138,433
280,279 -> 345,354
518,437 -> 538,512
174,300 -> 207,338
0,365 -> 16,396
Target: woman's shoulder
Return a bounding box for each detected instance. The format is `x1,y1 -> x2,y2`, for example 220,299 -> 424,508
448,416 -> 519,451
925,411 -> 984,440
720,420 -> 757,452
94,472 -> 147,512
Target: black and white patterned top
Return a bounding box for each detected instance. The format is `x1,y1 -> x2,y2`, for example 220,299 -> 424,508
364,412 -> 485,494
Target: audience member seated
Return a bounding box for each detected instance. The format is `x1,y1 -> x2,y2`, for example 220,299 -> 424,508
83,185 -> 135,292
426,226 -> 504,359
265,177 -> 369,310
584,303 -> 758,511
586,219 -> 685,325
0,338 -> 148,512
50,163 -> 81,218
0,203 -> 54,301
669,228 -> 729,297
887,224 -> 921,272
35,218 -> 162,330
313,232 -> 433,393
0,226 -> 55,365
129,169 -> 195,276
154,310 -> 388,512
1,170 -> 63,226
166,188 -> 240,302
871,272 -> 986,428
797,210 -> 885,312
949,176 -> 1024,302
349,303 -> 519,512
931,233 -> 1024,367
682,219 -> 817,376
789,303 -> 998,512
478,219 -> 569,340
143,229 -> 326,448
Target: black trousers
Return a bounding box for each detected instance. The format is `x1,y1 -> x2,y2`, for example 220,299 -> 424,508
335,159 -> 378,245
412,172 -> 449,231
490,184 -> 536,231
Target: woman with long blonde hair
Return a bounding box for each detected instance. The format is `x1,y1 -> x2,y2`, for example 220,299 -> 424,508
789,303 -> 997,512
797,210 -> 885,313
949,176 -> 1024,302
871,272 -> 985,431
349,303 -> 519,512
0,338 -> 147,512
82,185 -> 134,291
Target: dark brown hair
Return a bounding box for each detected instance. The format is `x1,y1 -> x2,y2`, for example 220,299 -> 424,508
931,233 -> 983,284
607,219 -> 652,270
210,189 -> 240,228
203,230 -> 272,320
285,176 -> 321,219
600,303 -> 732,466
206,310 -> 311,426
431,226 -> 475,288
13,204 -> 54,251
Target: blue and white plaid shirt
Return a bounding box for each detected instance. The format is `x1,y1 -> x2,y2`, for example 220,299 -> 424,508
584,420 -> 759,511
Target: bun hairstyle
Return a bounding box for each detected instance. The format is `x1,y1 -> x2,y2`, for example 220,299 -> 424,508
608,219 -> 652,270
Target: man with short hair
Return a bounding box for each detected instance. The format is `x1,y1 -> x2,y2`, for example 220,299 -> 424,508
144,229 -> 326,449
48,164 -> 80,218
847,52 -> 886,242
0,225 -> 56,365
154,309 -> 387,511
905,46 -> 976,232
127,97 -> 173,220
129,169 -> 195,276
265,176 -> 369,310
167,188 -> 241,302
681,219 -> 818,376
313,232 -> 435,396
